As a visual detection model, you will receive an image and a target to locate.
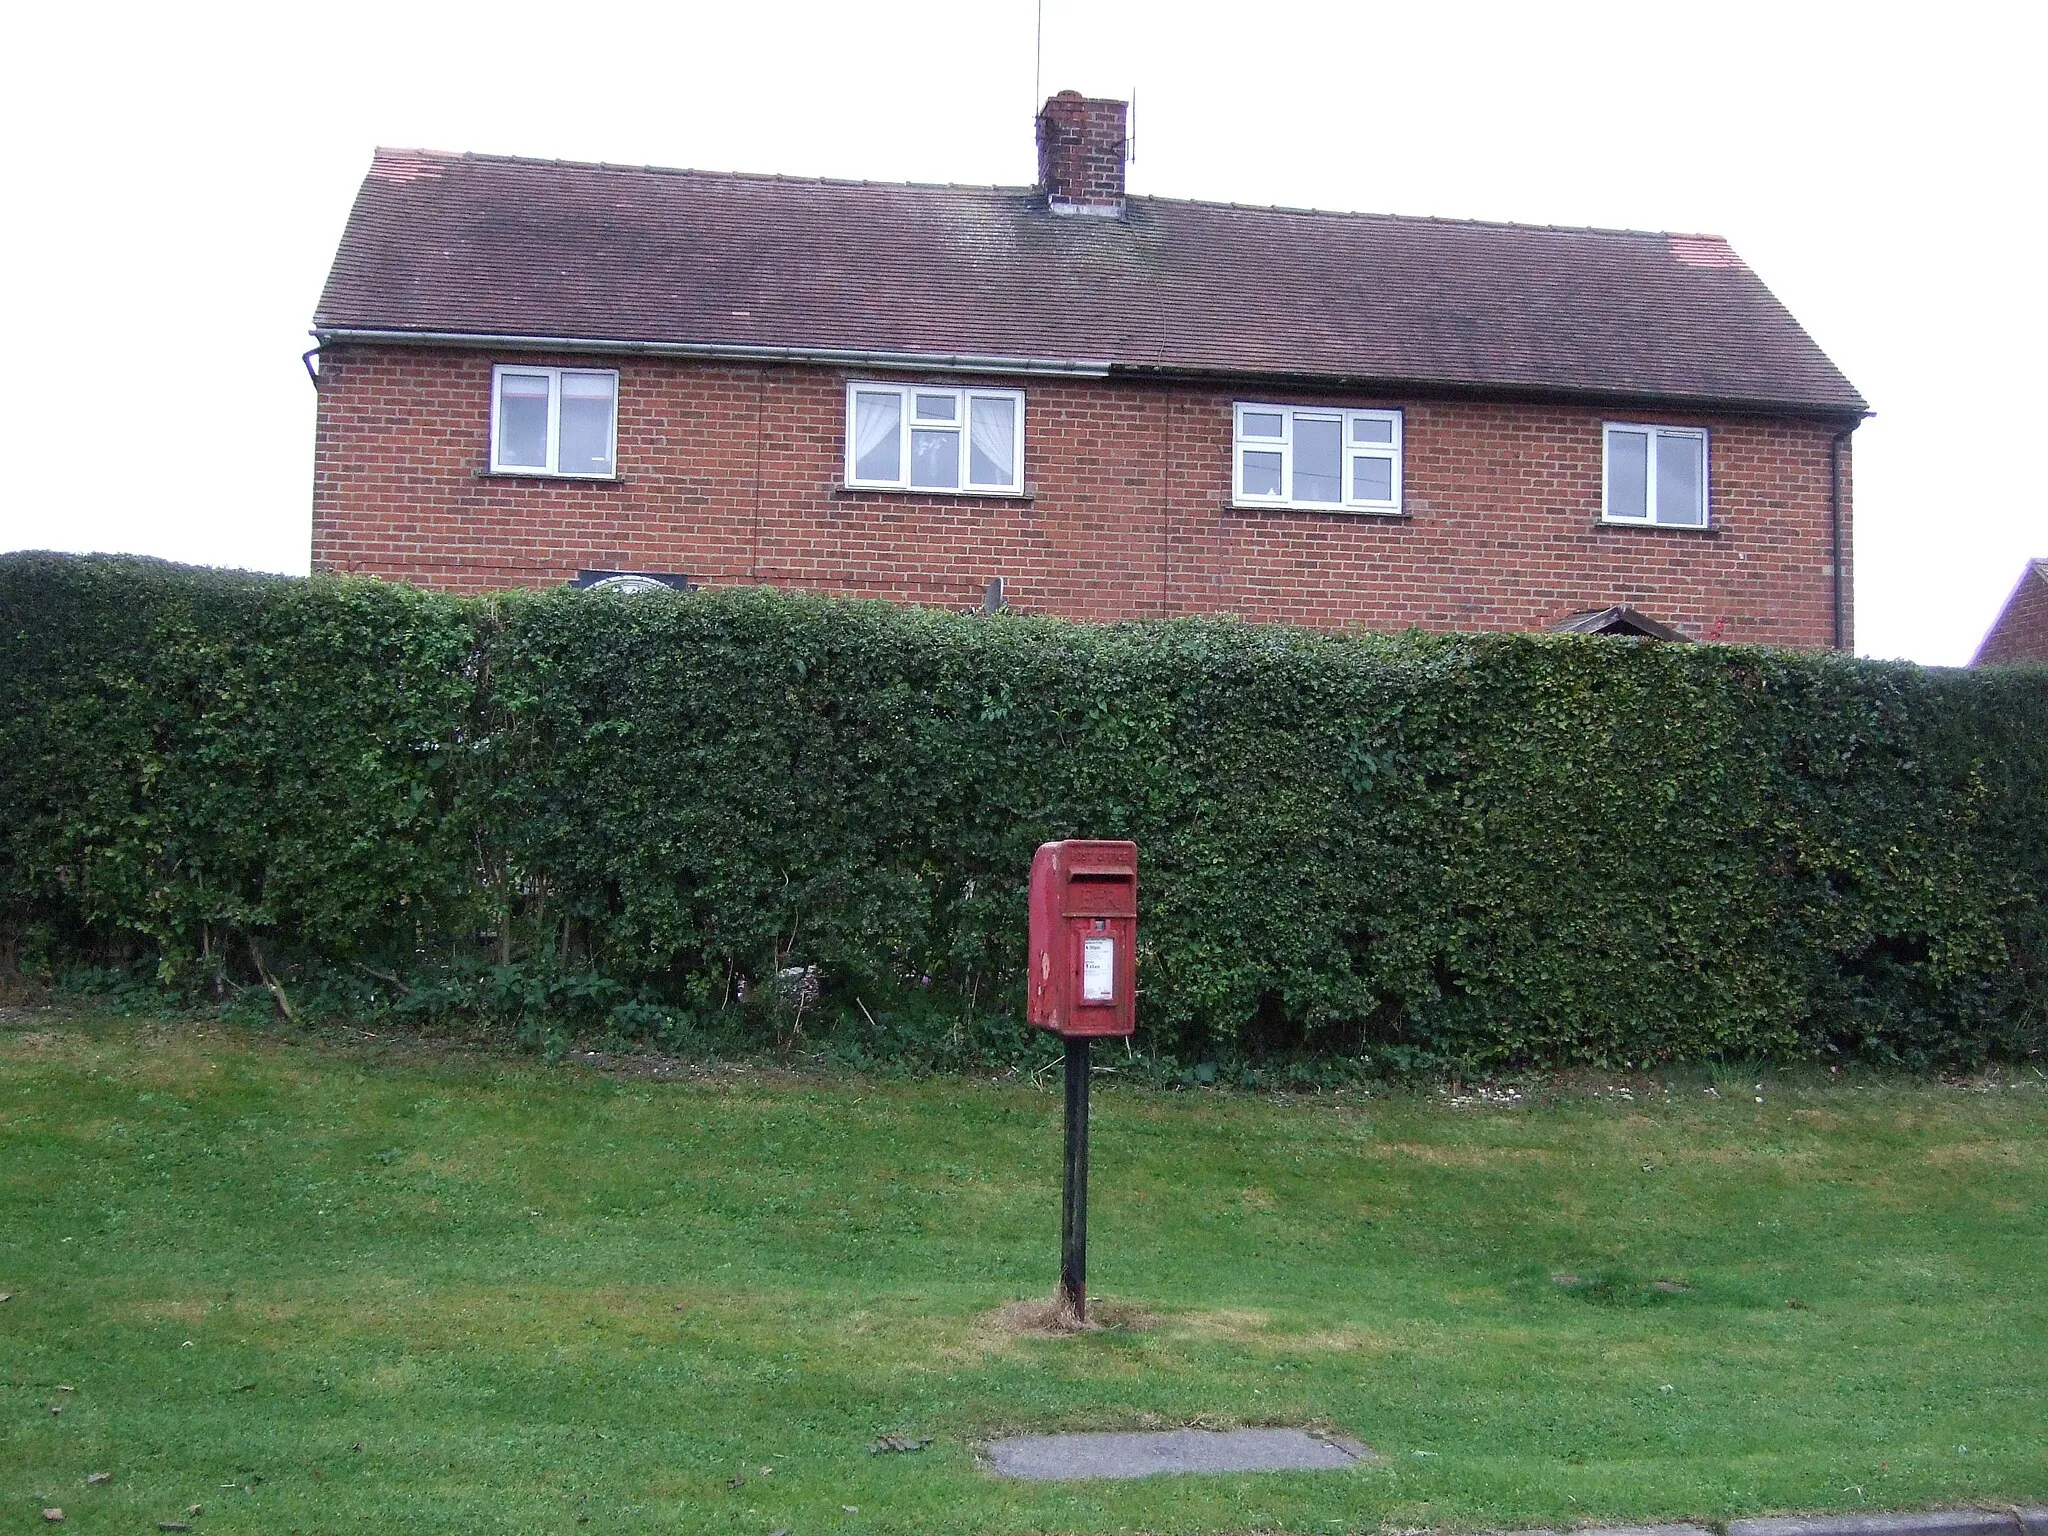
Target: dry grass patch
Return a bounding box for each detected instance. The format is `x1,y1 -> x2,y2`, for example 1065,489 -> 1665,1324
1159,1306 -> 1274,1342
1367,1141 -> 1556,1167
1672,1144 -> 1822,1166
982,1295 -> 1160,1337
1924,1140 -> 2029,1168
1292,1325 -> 1395,1353
115,1280 -> 780,1357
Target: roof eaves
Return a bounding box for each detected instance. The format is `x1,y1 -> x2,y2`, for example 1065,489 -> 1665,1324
311,327 -> 1869,417
1102,360 -> 1870,421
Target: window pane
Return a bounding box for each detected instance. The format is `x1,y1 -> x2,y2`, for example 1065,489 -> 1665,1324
1294,416 -> 1342,502
1656,432 -> 1705,525
1352,454 -> 1394,502
557,372 -> 616,475
967,395 -> 1016,487
496,373 -> 550,468
911,427 -> 960,488
1352,416 -> 1394,445
853,391 -> 902,482
1606,429 -> 1649,518
1241,411 -> 1284,438
1242,449 -> 1283,497
914,392 -> 958,422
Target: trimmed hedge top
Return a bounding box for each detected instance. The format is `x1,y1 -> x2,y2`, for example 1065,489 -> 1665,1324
4,552 -> 2044,1065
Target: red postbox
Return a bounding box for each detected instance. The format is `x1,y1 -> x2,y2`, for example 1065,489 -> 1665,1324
1026,839 -> 1138,1038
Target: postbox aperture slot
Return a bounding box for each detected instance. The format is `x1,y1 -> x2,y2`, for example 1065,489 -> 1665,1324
1060,867 -> 1136,918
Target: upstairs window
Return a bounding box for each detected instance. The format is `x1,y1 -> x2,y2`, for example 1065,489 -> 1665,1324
845,383 -> 1026,494
1603,423 -> 1708,527
491,365 -> 618,477
1234,404 -> 1402,513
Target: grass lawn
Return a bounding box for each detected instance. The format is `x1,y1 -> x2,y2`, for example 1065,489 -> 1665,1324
3,1015 -> 2045,1536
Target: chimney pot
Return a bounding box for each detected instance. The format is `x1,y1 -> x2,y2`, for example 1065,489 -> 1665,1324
1036,91 -> 1127,218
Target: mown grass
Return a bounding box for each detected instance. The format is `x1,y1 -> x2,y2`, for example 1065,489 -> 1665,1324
2,1014 -> 2044,1535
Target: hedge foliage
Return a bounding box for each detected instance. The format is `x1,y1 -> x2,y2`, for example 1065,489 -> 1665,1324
4,552 -> 2045,1066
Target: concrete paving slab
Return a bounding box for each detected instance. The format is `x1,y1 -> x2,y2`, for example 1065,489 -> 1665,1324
985,1427 -> 1372,1481
1730,1513 -> 2021,1536
1487,1516 -> 2030,1536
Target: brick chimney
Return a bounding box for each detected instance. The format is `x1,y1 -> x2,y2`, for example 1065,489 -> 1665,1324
1036,90 -> 1128,217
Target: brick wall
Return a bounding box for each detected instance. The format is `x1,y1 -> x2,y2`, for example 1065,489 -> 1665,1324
1972,564 -> 2048,665
1037,90 -> 1127,213
310,346 -> 1856,647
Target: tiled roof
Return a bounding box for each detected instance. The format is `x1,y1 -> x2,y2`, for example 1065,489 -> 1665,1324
314,149 -> 1867,415
1970,559 -> 2048,667
1549,606 -> 1689,641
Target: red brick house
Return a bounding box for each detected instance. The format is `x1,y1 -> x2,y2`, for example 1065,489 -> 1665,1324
310,91 -> 1866,645
1971,560 -> 2048,665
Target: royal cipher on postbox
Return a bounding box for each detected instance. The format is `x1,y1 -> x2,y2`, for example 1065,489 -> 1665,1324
1026,840 -> 1137,1038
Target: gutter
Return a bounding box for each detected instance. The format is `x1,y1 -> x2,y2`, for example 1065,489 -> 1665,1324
310,327 -> 1114,379
309,327 -> 1870,421
1111,361 -> 1869,425
1829,425 -> 1855,651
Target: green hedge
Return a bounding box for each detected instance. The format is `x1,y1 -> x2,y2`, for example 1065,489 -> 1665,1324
4,552 -> 2045,1065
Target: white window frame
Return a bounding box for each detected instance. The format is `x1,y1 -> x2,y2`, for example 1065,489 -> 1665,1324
1232,403 -> 1403,514
1601,422 -> 1710,528
489,364 -> 620,478
842,382 -> 1027,496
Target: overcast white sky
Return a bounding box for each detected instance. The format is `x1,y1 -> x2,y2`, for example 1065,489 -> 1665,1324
2,0 -> 2041,662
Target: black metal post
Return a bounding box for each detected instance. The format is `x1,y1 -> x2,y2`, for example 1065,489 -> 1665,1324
1059,1035 -> 1091,1322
